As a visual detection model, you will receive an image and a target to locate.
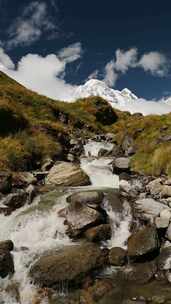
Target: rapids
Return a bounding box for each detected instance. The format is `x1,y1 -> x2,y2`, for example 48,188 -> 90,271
0,140 -> 132,303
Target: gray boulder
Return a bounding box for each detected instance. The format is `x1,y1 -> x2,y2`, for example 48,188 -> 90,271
160,185 -> 171,198
112,157 -> 130,174
109,247 -> 127,266
64,200 -> 103,238
155,209 -> 171,229
46,162 -> 90,187
128,226 -> 159,259
146,179 -> 163,197
67,191 -> 104,209
135,198 -> 169,222
29,243 -> 107,287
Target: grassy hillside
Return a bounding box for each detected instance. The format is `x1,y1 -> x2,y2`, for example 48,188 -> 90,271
1,71 -> 171,177
0,72 -> 117,171
111,112 -> 171,176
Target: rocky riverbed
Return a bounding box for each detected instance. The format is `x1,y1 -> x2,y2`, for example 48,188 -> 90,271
1,137 -> 171,303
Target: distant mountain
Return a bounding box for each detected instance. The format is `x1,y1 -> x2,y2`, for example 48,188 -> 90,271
74,79 -> 171,115
74,79 -> 138,105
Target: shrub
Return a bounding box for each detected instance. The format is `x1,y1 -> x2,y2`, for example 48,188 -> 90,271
151,145 -> 171,176
0,103 -> 28,136
0,137 -> 31,171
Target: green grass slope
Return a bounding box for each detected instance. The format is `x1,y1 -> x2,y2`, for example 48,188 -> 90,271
0,72 -> 117,171
112,112 -> 171,176
1,71 -> 171,177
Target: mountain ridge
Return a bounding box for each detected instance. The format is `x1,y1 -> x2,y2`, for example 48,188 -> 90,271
74,78 -> 171,115
74,79 -> 138,105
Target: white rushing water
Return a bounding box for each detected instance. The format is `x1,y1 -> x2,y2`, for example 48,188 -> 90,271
0,193 -> 71,304
81,140 -> 131,248
103,198 -> 132,249
81,140 -> 119,189
0,139 -> 132,302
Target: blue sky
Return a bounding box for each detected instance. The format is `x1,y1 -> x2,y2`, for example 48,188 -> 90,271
0,0 -> 171,100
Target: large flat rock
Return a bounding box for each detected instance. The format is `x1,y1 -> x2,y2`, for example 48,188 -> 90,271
29,243 -> 106,287
46,162 -> 90,187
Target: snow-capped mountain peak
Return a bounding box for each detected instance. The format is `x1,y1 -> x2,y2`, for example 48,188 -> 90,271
121,88 -> 138,101
74,79 -> 138,105
73,79 -> 171,116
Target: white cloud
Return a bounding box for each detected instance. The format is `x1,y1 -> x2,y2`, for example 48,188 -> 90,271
104,60 -> 118,87
114,48 -> 138,72
6,1 -> 57,48
0,45 -> 171,116
0,47 -> 15,69
112,99 -> 171,116
58,42 -> 82,63
138,52 -> 169,76
104,48 -> 169,87
0,43 -> 82,101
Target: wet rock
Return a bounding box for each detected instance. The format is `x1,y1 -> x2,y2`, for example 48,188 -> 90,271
84,224 -> 111,242
29,244 -> 107,288
155,209 -> 171,229
0,240 -> 14,251
46,162 -> 90,187
135,198 -> 169,222
157,246 -> 171,270
124,261 -> 157,284
12,172 -> 37,187
67,191 -> 104,209
109,247 -> 127,266
0,172 -> 12,194
2,190 -> 28,211
112,157 -> 130,174
64,200 -> 103,238
128,226 -> 159,260
160,185 -> 171,198
0,249 -> 14,278
146,179 -> 163,197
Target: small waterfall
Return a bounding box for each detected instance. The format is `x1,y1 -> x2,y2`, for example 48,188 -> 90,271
81,140 -> 119,189
102,196 -> 132,250
84,140 -> 114,157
